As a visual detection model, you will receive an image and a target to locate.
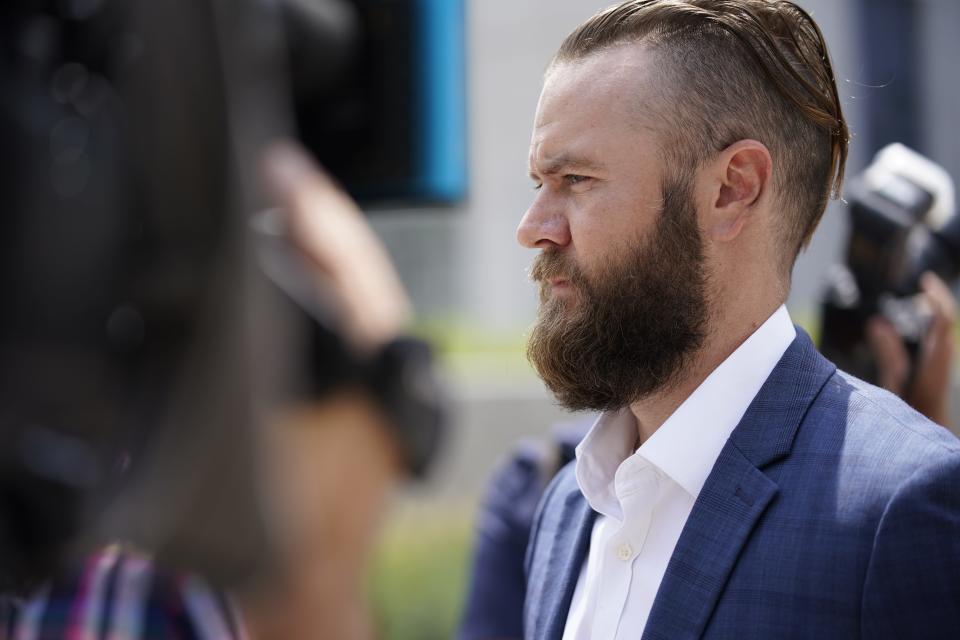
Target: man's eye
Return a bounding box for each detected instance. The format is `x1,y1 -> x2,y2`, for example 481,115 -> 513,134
565,174 -> 589,186
532,182 -> 543,191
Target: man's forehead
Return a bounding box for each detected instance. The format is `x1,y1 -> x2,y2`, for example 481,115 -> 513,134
540,44 -> 657,111
534,46 -> 661,136
529,45 -> 662,171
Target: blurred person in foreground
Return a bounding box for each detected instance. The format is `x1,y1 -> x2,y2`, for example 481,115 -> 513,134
502,1 -> 960,639
0,137 -> 423,639
0,0 -> 440,636
0,139 -> 422,640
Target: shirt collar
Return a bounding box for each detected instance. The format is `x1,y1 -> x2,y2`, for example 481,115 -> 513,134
575,305 -> 796,517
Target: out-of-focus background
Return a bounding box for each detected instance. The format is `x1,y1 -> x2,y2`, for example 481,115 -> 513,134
365,1 -> 960,638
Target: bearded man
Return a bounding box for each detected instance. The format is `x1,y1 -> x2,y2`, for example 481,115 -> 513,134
518,2 -> 960,639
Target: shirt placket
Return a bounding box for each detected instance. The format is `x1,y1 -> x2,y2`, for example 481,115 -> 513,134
589,459 -> 660,640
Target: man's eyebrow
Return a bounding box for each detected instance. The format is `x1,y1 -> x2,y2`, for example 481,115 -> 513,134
529,154 -> 604,177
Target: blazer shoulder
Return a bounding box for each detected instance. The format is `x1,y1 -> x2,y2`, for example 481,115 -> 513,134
776,366 -> 960,523
823,369 -> 960,458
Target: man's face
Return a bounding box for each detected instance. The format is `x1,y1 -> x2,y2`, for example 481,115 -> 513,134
518,46 -> 710,411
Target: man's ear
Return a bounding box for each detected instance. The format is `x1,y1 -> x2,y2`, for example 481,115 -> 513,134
704,139 -> 772,241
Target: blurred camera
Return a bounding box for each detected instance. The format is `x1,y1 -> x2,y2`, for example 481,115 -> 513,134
820,143 -> 960,383
280,0 -> 467,206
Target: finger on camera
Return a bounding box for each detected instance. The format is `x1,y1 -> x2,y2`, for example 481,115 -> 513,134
919,271 -> 957,327
866,316 -> 910,394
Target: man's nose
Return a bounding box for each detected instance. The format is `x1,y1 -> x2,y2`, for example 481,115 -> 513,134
516,192 -> 571,249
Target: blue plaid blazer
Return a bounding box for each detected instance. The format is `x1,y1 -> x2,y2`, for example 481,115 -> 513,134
524,329 -> 960,639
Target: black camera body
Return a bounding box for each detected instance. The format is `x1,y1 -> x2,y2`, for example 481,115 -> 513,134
820,144 -> 960,384
283,0 -> 467,206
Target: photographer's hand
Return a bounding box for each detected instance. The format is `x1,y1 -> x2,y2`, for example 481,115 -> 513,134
261,140 -> 412,352
866,272 -> 956,427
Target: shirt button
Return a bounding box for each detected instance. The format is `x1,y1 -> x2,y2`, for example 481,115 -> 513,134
616,543 -> 633,561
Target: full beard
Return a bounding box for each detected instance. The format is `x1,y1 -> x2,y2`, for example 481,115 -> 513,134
526,178 -> 709,412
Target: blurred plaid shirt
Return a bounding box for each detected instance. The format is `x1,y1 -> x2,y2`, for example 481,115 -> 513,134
1,545 -> 246,639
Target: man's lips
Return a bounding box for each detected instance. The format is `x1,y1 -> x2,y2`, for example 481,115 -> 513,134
542,277 -> 574,294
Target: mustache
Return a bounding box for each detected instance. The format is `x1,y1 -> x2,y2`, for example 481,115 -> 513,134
530,251 -> 588,287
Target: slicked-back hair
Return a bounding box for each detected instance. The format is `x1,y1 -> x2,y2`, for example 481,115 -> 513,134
553,0 -> 849,266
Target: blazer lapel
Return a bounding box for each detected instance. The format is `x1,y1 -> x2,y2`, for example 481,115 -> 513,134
641,446 -> 776,640
527,474 -> 596,640
642,329 -> 836,640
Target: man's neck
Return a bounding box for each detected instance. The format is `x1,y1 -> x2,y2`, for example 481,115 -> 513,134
629,299 -> 783,443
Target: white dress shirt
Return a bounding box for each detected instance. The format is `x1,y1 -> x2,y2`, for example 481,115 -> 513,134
561,305 -> 796,640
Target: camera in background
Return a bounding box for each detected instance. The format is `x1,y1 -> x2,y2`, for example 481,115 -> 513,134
820,143 -> 960,384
